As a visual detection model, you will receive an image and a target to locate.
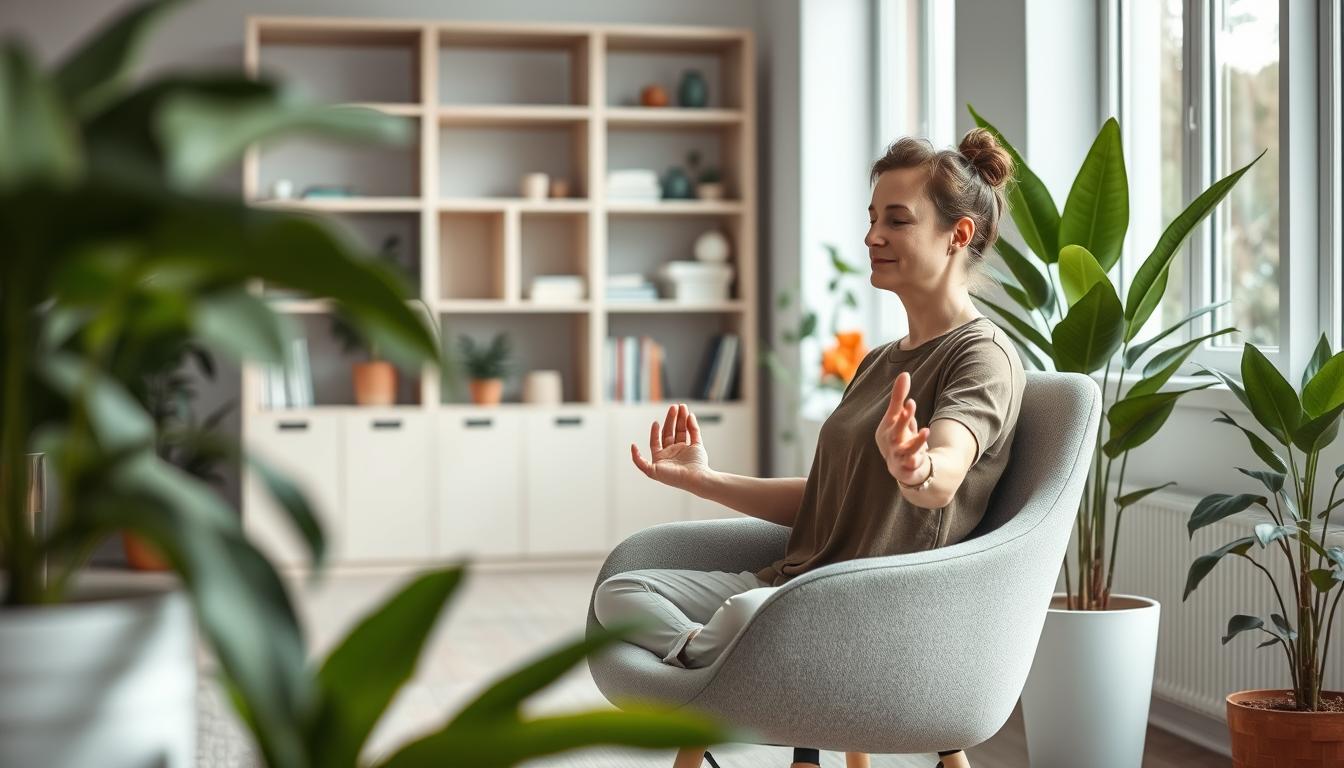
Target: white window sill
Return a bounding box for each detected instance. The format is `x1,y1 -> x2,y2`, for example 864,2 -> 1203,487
1086,370 -> 1249,415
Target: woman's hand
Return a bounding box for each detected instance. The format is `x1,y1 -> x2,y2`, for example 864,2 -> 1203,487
631,403 -> 713,492
875,371 -> 932,486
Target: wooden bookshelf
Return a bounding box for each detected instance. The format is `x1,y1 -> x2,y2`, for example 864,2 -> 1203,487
241,16 -> 757,565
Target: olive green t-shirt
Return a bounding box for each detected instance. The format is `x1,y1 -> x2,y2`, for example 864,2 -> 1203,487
755,316 -> 1025,587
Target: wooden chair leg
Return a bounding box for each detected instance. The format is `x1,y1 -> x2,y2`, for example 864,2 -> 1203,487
845,751 -> 872,767
937,750 -> 971,768
673,745 -> 707,768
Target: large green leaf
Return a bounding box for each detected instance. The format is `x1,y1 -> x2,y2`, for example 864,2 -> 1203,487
0,43 -> 82,189
968,104 -> 1060,263
1193,364 -> 1254,413
1241,343 -> 1302,445
312,568 -> 466,767
993,239 -> 1052,309
246,454 -> 325,568
1057,244 -> 1111,307
1302,350 -> 1344,418
1188,494 -> 1266,537
1221,614 -> 1265,644
1125,151 -> 1265,341
39,353 -> 154,452
1126,329 -> 1237,398
1103,384 -> 1213,458
972,293 -> 1054,357
1115,481 -> 1177,507
1302,334 -> 1333,392
1214,410 -> 1288,473
1050,282 -> 1124,373
1059,118 -> 1128,271
1292,401 -> 1344,453
379,705 -> 744,768
193,289 -> 293,366
1253,522 -> 1292,548
1123,300 -> 1230,369
982,264 -> 1039,314
53,0 -> 182,118
1236,467 -> 1286,495
158,95 -> 409,189
1185,536 -> 1257,599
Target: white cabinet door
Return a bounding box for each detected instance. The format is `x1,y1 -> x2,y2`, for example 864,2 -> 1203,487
343,411 -> 434,562
609,407 -> 688,545
243,413 -> 342,567
523,409 -> 607,556
439,410 -> 523,558
687,404 -> 755,521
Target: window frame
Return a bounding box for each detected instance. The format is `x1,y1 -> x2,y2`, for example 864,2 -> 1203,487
1108,0 -> 1333,380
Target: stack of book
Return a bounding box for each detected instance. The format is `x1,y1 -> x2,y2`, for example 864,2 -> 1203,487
261,337 -> 314,408
694,333 -> 740,402
606,273 -> 659,302
606,169 -> 661,201
606,336 -> 670,402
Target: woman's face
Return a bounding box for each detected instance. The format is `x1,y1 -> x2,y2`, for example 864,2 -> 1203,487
865,167 -> 972,294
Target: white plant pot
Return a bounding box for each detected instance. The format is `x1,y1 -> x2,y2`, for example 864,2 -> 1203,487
0,570 -> 196,768
1020,593 -> 1160,768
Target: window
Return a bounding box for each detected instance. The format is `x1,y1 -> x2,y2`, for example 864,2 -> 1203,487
1114,0 -> 1323,373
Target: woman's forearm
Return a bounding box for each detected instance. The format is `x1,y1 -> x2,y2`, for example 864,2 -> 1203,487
691,471 -> 807,527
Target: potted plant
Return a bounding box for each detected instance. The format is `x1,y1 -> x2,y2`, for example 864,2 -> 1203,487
687,149 -> 725,200
0,2 -> 734,765
966,104 -> 1263,767
331,311 -> 398,406
457,333 -> 513,405
125,342 -> 235,571
1183,336 -> 1344,763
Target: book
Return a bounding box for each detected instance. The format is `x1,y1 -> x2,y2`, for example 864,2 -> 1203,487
695,335 -> 725,401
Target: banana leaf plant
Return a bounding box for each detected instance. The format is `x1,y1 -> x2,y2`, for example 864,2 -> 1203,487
0,1 -> 739,765
1183,336 -> 1344,711
966,104 -> 1263,610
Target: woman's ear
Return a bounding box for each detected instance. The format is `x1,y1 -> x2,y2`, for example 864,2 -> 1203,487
949,217 -> 976,253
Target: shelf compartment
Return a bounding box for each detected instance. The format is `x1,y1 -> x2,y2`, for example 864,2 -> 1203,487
439,211 -> 507,301
257,115 -> 422,199
606,126 -> 740,202
438,123 -> 588,199
440,313 -> 590,405
258,314 -> 423,409
254,25 -> 423,105
606,313 -> 744,404
520,211 -> 590,302
438,29 -> 590,106
604,33 -> 746,110
607,215 -> 739,301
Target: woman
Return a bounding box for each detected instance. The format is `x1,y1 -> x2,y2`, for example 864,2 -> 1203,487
594,129 -> 1026,768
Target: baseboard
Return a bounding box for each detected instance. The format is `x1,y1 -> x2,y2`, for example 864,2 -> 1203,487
1148,695 -> 1231,757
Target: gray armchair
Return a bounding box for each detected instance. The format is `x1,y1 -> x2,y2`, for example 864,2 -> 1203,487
584,371 -> 1103,763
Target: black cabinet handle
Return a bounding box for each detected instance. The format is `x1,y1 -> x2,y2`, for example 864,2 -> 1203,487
464,418 -> 493,428
372,419 -> 403,430
555,416 -> 583,427
698,413 -> 723,425
277,420 -> 309,432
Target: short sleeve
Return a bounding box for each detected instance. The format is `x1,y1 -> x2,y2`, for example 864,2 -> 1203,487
930,339 -> 1017,464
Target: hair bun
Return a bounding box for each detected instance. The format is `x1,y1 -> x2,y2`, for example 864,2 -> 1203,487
958,128 -> 1013,189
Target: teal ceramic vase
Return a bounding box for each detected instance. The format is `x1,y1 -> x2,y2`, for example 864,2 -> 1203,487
661,167 -> 694,199
678,69 -> 708,108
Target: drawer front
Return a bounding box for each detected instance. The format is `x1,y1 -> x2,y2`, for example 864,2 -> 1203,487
609,407 -> 690,544
523,410 -> 608,556
686,405 -> 755,521
439,411 -> 523,558
342,412 -> 434,561
243,413 -> 343,567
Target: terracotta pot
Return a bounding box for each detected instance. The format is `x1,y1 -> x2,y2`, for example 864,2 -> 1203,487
469,378 -> 504,405
1227,689 -> 1344,767
353,361 -> 397,406
122,532 -> 170,572
640,84 -> 669,107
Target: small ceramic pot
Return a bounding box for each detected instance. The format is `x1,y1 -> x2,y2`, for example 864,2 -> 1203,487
661,167 -> 693,199
696,182 -> 725,200
678,69 -> 709,107
1226,689 -> 1344,767
353,361 -> 397,406
549,178 -> 570,198
469,378 -> 504,405
521,172 -> 549,200
640,84 -> 669,107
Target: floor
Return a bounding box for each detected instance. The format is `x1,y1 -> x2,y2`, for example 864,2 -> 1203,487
195,562 -> 1231,767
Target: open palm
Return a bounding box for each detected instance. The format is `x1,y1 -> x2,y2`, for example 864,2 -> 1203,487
630,403 -> 711,491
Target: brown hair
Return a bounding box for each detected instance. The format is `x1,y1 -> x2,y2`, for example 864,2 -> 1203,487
868,128 -> 1013,266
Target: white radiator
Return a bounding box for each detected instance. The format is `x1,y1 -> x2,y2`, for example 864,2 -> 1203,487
1073,489 -> 1344,721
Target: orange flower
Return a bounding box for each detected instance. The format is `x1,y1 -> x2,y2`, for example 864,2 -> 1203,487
820,329 -> 868,384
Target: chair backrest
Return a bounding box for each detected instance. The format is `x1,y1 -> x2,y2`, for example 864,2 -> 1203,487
965,370 -> 1101,541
